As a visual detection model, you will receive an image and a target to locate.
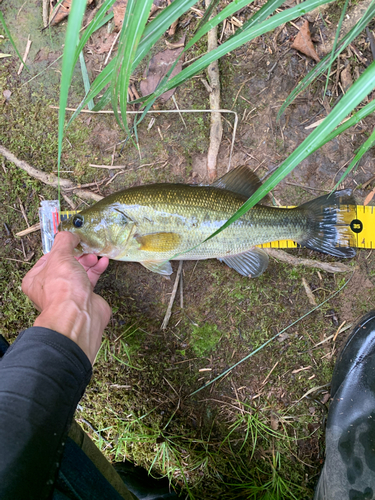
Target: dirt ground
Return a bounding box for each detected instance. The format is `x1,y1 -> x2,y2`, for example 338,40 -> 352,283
1,0 -> 375,498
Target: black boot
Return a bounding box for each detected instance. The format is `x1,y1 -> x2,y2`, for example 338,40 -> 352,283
113,461 -> 179,500
314,311 -> 375,500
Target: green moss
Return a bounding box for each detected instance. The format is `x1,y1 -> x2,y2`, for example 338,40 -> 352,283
190,322 -> 222,356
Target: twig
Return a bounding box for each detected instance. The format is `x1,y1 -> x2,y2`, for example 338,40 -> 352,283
89,164 -> 126,169
16,222 -> 41,237
206,0 -> 222,182
264,248 -> 352,273
161,261 -> 183,330
0,145 -> 103,202
302,277 -> 317,306
333,320 -> 346,342
18,198 -> 30,227
261,361 -> 279,386
42,0 -> 49,27
104,31 -> 120,66
18,35 -> 32,75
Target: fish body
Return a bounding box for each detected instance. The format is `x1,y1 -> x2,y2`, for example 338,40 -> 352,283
59,166 -> 356,277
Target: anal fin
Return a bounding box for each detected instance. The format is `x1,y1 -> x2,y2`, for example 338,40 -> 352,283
140,260 -> 173,276
218,247 -> 269,278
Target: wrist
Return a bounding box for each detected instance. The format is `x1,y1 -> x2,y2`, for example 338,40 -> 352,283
34,300 -> 90,346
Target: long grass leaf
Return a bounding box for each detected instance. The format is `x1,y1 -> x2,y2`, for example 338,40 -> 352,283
0,12 -> 27,67
135,0 -> 335,106
232,0 -> 287,33
57,0 -> 87,201
69,0 -> 202,125
79,51 -> 94,110
277,0 -> 375,119
332,126 -> 375,191
111,0 -> 154,132
323,0 -> 349,98
321,98 -> 375,146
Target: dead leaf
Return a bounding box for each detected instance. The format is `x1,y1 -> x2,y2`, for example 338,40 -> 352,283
50,0 -> 93,26
113,0 -> 128,32
364,187 -> 375,206
270,413 -> 279,431
291,20 -> 320,62
341,65 -> 353,91
140,35 -> 185,103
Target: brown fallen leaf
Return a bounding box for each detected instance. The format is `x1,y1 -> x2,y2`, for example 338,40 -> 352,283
291,20 -> 320,62
49,0 -> 93,26
341,64 -> 353,91
113,0 -> 128,32
364,187 -> 375,206
140,35 -> 185,103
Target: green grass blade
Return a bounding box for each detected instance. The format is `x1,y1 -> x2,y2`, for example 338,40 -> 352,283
76,0 -> 116,57
68,0 -> 198,126
322,99 -> 375,146
277,0 -> 375,119
0,12 -> 28,68
135,0 -> 198,67
135,0 -> 335,106
193,0 -> 221,34
332,126 -> 375,191
110,0 -> 154,132
323,0 -> 349,98
233,0 -> 287,33
79,51 -> 94,110
57,0 -> 87,201
67,58 -> 115,126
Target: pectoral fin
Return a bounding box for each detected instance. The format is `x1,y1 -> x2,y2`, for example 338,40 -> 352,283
219,248 -> 269,278
135,232 -> 181,252
140,260 -> 173,276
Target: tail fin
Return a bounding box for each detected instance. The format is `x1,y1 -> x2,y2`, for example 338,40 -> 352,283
298,189 -> 356,258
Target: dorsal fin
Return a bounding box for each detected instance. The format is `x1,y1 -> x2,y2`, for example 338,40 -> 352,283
211,165 -> 263,199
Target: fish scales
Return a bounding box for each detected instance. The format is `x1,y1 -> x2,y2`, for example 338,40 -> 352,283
59,165 -> 356,277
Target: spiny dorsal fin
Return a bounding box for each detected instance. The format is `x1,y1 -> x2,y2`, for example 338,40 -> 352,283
135,232 -> 181,252
211,165 -> 263,199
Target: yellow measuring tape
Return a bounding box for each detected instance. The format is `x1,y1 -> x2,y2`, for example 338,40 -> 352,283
59,204 -> 374,250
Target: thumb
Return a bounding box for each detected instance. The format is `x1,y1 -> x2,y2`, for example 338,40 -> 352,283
52,231 -> 80,257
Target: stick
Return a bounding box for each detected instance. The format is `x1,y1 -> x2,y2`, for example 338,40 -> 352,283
0,145 -> 103,202
206,0 -> 223,182
18,36 -> 32,75
161,261 -> 183,330
42,0 -> 49,27
264,248 -> 352,273
16,222 -> 41,237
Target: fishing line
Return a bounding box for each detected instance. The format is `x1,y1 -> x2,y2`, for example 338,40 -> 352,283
188,272 -> 354,397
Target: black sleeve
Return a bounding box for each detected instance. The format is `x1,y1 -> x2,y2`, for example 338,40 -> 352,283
0,327 -> 92,500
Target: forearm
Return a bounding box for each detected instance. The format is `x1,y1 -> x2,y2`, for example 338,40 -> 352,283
0,327 -> 92,500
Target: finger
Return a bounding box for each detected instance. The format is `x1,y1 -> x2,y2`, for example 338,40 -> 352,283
77,254 -> 98,269
86,257 -> 109,288
52,232 -> 80,256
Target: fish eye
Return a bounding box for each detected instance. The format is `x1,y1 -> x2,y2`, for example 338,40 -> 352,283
72,214 -> 84,228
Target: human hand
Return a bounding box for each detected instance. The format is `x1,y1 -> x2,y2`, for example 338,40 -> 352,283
22,232 -> 112,364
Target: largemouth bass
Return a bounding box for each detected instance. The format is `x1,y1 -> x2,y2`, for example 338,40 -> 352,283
59,166 -> 356,277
